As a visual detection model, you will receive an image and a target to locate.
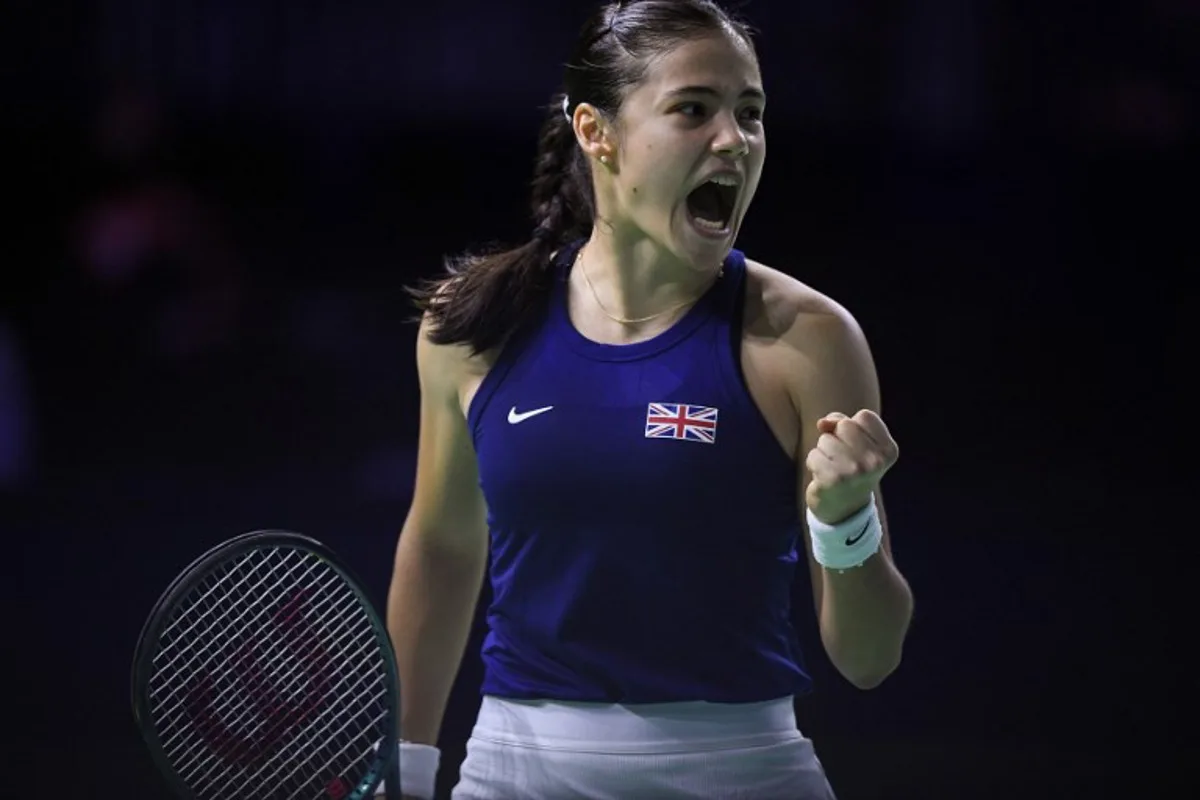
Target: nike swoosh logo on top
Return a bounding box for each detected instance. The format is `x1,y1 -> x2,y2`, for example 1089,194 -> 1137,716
508,406 -> 554,424
845,520 -> 870,546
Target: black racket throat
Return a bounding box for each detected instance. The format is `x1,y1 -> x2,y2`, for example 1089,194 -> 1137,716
132,530 -> 402,800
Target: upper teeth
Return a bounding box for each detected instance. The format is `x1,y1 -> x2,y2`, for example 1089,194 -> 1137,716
708,175 -> 739,187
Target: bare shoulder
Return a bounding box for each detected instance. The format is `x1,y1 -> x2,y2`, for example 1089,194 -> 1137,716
742,257 -> 881,425
416,311 -> 497,414
406,310 -> 492,553
742,258 -> 866,356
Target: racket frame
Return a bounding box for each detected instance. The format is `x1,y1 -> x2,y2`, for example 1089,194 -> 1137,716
131,529 -> 402,800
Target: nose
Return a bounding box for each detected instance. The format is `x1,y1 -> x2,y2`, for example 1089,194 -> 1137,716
713,113 -> 750,160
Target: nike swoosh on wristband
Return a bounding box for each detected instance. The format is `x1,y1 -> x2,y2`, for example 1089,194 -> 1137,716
845,520 -> 870,546
508,406 -> 554,424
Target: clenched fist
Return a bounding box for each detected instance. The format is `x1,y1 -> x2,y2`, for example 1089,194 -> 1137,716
805,409 -> 898,525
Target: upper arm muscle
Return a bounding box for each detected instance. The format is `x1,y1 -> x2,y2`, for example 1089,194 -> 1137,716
402,317 -> 489,558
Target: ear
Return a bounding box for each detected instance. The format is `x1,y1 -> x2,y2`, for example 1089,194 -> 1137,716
573,103 -> 616,169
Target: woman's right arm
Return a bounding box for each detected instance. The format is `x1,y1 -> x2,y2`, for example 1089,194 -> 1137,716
387,315 -> 490,747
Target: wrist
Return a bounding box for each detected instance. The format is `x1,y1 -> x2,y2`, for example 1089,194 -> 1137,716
806,493 -> 882,572
375,741 -> 440,799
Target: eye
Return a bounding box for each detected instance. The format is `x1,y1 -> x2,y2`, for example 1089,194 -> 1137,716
675,102 -> 708,118
740,106 -> 764,123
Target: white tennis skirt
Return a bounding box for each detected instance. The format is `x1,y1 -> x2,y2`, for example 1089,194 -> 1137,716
450,695 -> 837,799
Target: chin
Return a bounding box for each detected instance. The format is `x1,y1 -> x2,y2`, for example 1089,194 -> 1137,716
675,223 -> 738,269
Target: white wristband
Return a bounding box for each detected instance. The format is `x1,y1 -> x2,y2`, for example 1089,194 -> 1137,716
375,741 -> 440,799
806,494 -> 882,571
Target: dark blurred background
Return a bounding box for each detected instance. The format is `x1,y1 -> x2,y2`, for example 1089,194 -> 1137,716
5,0 -> 1191,797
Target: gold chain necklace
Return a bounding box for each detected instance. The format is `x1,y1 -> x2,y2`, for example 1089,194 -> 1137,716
576,248 -> 719,326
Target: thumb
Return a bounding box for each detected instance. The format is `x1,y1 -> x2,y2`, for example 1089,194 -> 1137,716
817,412 -> 847,433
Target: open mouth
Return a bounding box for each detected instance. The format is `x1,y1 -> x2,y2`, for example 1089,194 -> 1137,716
685,177 -> 739,235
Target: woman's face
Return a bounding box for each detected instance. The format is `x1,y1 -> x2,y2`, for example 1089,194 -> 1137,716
600,29 -> 767,269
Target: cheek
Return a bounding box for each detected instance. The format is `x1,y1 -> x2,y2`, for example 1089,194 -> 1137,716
627,158 -> 678,209
748,149 -> 767,191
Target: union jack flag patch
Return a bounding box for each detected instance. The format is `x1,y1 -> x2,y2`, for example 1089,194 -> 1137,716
645,403 -> 719,444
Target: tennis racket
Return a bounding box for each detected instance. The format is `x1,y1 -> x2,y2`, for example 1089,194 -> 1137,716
131,529 -> 402,800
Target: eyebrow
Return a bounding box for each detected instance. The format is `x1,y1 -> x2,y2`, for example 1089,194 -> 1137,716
663,85 -> 767,103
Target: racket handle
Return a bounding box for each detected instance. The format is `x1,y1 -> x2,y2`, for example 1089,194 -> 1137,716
383,759 -> 402,800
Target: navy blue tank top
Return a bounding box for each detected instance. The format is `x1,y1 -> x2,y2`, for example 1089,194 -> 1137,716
467,242 -> 812,703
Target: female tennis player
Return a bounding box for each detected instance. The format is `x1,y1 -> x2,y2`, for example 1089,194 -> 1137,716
384,1 -> 915,797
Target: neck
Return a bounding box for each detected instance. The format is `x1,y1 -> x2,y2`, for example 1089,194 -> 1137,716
577,227 -> 723,324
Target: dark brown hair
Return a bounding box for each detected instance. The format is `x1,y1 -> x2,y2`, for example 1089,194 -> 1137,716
410,0 -> 756,354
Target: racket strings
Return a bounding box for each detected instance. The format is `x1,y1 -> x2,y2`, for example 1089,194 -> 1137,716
205,625 -> 386,797
153,549 -> 317,738
146,545 -> 393,799
155,565 -> 337,750
154,549 -> 315,678
156,558 -> 330,764
175,592 -> 368,791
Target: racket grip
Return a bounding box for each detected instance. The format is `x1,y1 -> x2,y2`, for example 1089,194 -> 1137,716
382,757 -> 402,800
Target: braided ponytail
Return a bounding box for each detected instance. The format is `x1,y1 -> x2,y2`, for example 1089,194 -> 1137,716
410,94 -> 591,355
